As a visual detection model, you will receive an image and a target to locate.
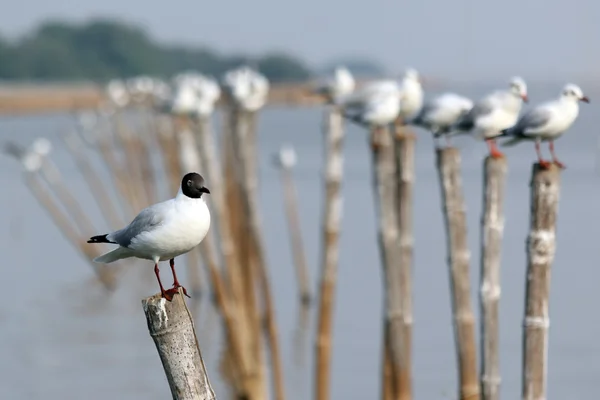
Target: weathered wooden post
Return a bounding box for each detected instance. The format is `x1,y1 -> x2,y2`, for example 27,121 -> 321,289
435,147 -> 479,400
522,163 -> 561,400
274,145 -> 312,307
142,289 -> 216,400
370,126 -> 406,398
479,156 -> 507,400
393,128 -> 416,400
315,106 -> 345,400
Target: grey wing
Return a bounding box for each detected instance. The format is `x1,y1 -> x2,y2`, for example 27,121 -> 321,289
109,204 -> 166,248
512,108 -> 552,136
454,99 -> 494,131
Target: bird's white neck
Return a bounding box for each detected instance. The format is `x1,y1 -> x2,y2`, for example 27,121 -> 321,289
175,188 -> 207,203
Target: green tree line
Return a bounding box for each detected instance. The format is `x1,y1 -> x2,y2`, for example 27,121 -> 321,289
0,19 -> 384,83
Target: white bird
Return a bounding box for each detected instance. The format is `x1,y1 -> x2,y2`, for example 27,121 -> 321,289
499,83 -> 589,168
314,66 -> 356,104
105,79 -> 130,108
452,76 -> 528,158
195,76 -> 221,118
410,92 -> 473,146
338,68 -> 423,123
222,66 -> 270,111
397,68 -> 424,122
342,86 -> 401,129
88,172 -> 211,300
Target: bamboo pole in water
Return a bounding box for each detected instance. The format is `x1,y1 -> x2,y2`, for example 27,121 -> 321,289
233,108 -> 286,400
522,163 -> 561,400
393,128 -> 416,400
62,130 -> 124,230
193,116 -> 243,304
142,289 -> 216,400
275,145 -> 312,306
435,147 -> 479,400
370,126 -> 406,397
315,106 -> 345,400
25,172 -> 116,289
479,156 -> 507,400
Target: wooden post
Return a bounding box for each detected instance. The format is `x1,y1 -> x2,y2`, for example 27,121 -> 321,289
142,289 -> 216,400
370,126 -> 406,397
435,148 -> 479,400
275,145 -> 312,306
479,157 -> 507,400
522,164 -> 561,400
394,130 -> 416,400
63,130 -> 125,230
193,116 -> 244,305
315,106 -> 345,400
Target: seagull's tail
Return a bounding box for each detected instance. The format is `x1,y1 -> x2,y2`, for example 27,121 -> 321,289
93,247 -> 132,264
87,234 -> 116,244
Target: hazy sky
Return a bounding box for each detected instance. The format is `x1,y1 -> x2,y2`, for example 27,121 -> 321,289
2,0 -> 598,81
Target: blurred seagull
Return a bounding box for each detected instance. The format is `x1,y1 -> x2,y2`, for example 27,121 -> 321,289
87,172 -> 211,301
499,83 -> 589,169
451,76 -> 528,158
313,66 -> 356,104
410,92 -> 473,147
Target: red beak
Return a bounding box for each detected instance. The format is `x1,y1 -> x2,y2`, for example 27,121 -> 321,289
521,94 -> 529,103
581,96 -> 590,103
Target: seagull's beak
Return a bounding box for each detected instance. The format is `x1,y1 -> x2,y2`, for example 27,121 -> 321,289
581,96 -> 590,103
200,187 -> 210,194
521,94 -> 529,103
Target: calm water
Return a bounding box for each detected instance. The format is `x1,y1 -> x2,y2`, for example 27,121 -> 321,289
1,82 -> 599,399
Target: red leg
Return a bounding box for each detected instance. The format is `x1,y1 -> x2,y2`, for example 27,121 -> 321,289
535,140 -> 551,169
486,139 -> 504,159
165,258 -> 190,298
155,263 -> 173,301
549,141 -> 566,169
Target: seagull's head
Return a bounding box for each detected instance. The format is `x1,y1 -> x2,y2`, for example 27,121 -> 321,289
509,76 -> 528,102
181,172 -> 210,199
562,84 -> 589,103
404,68 -> 421,84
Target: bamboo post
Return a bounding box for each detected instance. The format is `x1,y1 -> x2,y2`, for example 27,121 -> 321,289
370,126 -> 406,397
63,130 -> 125,229
435,148 -> 479,400
142,289 -> 216,400
479,157 -> 507,400
274,145 -> 312,306
315,106 -> 345,400
232,108 -> 285,400
193,116 -> 243,303
393,129 -> 416,400
522,164 -> 561,400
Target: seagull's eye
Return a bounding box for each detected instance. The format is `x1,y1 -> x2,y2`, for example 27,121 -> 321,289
187,180 -> 192,187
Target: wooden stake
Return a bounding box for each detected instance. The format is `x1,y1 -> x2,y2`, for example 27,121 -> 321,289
142,289 -> 216,400
315,106 -> 345,400
435,147 -> 479,400
370,126 -> 406,397
394,130 -> 416,400
480,156 -> 507,400
522,163 -> 561,400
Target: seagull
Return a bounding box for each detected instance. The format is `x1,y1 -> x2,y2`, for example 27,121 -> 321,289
397,68 -> 424,122
222,66 -> 270,111
341,86 -> 401,129
451,76 -> 528,158
409,92 -> 473,146
314,66 -> 356,104
499,83 -> 589,169
87,172 -> 211,301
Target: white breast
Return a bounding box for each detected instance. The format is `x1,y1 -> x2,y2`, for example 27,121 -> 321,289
132,198 -> 211,261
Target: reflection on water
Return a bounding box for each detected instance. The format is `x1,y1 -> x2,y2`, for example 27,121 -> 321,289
1,82 -> 600,399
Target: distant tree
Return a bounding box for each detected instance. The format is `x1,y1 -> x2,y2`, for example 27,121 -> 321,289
257,52 -> 312,82
0,19 -> 381,84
